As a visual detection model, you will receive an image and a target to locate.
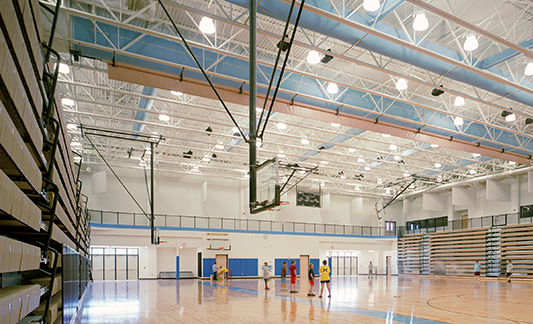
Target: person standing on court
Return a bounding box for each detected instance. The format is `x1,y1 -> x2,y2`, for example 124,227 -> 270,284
474,260 -> 482,281
281,261 -> 288,291
368,261 -> 374,279
289,260 -> 298,293
212,262 -> 218,280
506,260 -> 513,282
319,260 -> 331,298
307,263 -> 315,297
262,262 -> 272,290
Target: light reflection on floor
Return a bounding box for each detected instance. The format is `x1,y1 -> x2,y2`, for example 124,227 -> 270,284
73,276 -> 532,324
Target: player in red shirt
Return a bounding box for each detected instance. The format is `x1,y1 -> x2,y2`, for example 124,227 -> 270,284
289,260 -> 298,293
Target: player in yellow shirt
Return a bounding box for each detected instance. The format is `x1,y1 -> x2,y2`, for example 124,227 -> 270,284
318,260 -> 331,298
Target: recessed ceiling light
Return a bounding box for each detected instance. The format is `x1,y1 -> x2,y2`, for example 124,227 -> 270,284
430,144 -> 439,148
454,96 -> 465,106
382,134 -> 391,138
306,50 -> 321,64
215,144 -> 224,150
396,78 -> 408,90
364,166 -> 371,171
454,117 -> 464,126
348,148 -> 356,153
357,158 -> 365,163
434,163 -> 442,168
327,82 -> 339,94
472,153 -> 480,157
199,17 -> 215,34
301,139 -> 309,145
159,114 -> 170,121
389,144 -> 397,150
463,34 -> 478,51
62,98 -> 75,106
171,91 -> 183,96
413,11 -> 429,31
277,122 -> 287,130
394,155 -> 401,160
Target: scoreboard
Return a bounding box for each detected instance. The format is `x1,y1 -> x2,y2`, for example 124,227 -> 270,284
296,189 -> 321,207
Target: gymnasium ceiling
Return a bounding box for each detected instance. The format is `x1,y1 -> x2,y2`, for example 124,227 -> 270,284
43,0 -> 533,198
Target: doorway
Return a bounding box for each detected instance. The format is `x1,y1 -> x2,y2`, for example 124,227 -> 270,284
197,252 -> 202,278
216,254 -> 228,269
300,255 -> 309,278
461,215 -> 468,229
330,251 -> 358,275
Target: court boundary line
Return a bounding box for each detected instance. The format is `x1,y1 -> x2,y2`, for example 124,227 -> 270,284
199,281 -> 450,324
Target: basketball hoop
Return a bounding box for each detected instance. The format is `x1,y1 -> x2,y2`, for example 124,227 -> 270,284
269,201 -> 289,224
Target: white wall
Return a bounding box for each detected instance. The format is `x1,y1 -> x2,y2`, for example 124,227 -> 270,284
91,226 -> 398,279
81,167 -> 402,227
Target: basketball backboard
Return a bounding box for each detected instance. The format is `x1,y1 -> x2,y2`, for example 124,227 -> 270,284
250,158 -> 280,214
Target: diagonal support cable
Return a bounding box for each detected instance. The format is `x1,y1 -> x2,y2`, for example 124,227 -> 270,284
259,0 -> 306,139
157,0 -> 247,142
85,134 -> 150,220
257,0 -> 297,132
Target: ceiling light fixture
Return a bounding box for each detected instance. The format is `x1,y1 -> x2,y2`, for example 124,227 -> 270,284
396,78 -> 408,90
277,122 -> 287,130
215,144 -> 224,150
413,11 -> 429,31
382,134 -> 391,138
321,161 -> 329,165
385,188 -> 391,195
278,153 -> 286,158
463,34 -> 478,51
501,110 -> 516,122
159,114 -> 170,121
403,172 -> 410,177
394,155 -> 401,161
472,153 -> 480,157
509,161 -> 517,165
62,98 -> 75,106
327,82 -> 339,94
434,163 -> 442,168
56,63 -> 70,74
354,185 -> 361,191
331,122 -> 341,127
256,139 -> 263,148
348,148 -> 356,153
469,169 -> 477,174
364,166 -> 371,171
454,117 -> 464,126
306,50 -> 321,64
171,91 -> 183,96
357,158 -> 365,163
389,144 -> 397,150
431,85 -> 444,96
454,96 -> 465,106
525,62 -> 533,76
199,17 -> 215,34
430,144 -> 439,148
301,138 -> 309,145
340,175 -> 347,179
363,0 -> 380,12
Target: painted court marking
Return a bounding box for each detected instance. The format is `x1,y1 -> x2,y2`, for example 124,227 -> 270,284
200,281 -> 449,324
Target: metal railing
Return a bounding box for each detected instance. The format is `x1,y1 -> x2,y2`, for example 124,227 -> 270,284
88,209 -> 397,237
402,213 -> 527,235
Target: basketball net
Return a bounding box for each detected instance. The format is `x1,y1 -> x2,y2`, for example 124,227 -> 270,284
269,201 -> 289,224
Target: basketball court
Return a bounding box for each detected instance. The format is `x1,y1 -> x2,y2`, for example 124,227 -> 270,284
72,276 -> 530,324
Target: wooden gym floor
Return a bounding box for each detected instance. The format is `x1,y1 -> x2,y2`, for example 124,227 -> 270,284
72,276 -> 533,323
